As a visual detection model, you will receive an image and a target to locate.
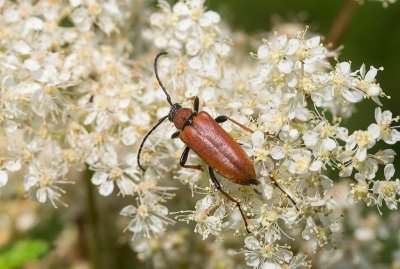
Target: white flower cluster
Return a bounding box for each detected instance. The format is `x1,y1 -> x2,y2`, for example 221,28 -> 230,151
1,0 -> 399,268
0,0 -> 156,204
137,1 -> 400,268
357,0 -> 397,7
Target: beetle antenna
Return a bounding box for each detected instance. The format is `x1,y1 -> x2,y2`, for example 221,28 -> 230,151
137,115 -> 169,172
154,52 -> 173,106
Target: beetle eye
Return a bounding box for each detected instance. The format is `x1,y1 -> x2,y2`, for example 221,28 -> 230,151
184,117 -> 193,126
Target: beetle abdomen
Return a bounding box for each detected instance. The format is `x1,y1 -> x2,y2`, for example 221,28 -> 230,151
180,111 -> 256,185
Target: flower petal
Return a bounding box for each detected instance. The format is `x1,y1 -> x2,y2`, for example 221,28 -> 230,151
99,180 -> 114,196
384,164 -> 395,180
0,170 -> 8,187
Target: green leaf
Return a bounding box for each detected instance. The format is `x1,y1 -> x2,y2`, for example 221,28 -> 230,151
58,15 -> 74,27
0,240 -> 50,269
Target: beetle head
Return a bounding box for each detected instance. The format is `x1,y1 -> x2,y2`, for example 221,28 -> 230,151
168,103 -> 181,121
169,104 -> 193,130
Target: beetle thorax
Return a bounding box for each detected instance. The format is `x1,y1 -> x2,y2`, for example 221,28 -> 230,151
171,107 -> 193,130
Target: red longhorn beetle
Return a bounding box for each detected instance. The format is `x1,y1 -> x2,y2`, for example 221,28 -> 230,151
137,52 -> 296,233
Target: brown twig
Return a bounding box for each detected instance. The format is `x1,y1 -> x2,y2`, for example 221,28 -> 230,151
327,0 -> 359,50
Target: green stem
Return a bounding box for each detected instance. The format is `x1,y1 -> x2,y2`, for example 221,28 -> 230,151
85,168 -> 102,269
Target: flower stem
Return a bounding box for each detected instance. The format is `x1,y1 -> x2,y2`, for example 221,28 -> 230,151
85,168 -> 102,269
327,0 -> 358,49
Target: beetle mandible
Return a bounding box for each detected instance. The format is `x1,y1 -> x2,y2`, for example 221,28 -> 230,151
137,52 -> 262,233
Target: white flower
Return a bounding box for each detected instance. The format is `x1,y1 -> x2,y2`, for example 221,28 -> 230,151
373,166 -> 400,210
357,64 -> 382,98
23,160 -> 71,208
191,196 -> 224,239
175,195 -> 224,240
330,62 -> 364,103
91,154 -> 136,197
250,131 -> 272,163
0,159 -> 22,188
302,217 -> 334,253
0,170 -> 8,187
349,174 -> 375,206
346,127 -> 379,162
120,202 -> 174,239
374,149 -> 396,165
243,236 -> 293,269
70,0 -> 123,34
255,205 -> 295,243
371,107 -> 400,144
287,149 -> 312,175
134,176 -> 177,202
145,0 -> 229,64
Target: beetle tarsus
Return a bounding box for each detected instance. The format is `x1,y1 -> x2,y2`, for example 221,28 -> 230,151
209,167 -> 251,234
249,179 -> 260,185
171,131 -> 180,139
252,188 -> 263,198
193,96 -> 199,113
215,115 -> 228,123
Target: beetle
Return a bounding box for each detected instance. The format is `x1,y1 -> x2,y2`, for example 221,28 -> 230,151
137,52 -> 295,233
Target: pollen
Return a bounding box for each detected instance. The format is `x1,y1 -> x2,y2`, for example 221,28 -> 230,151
309,174 -> 321,188
379,181 -> 397,197
351,183 -> 369,200
254,148 -> 269,162
315,227 -> 330,246
194,211 -> 208,223
109,167 -> 123,180
39,176 -> 52,187
140,181 -> 156,191
294,158 -> 310,173
354,130 -> 372,147
89,3 -> 102,16
201,33 -> 216,49
298,77 -> 315,94
320,125 -> 335,138
260,209 -> 278,226
45,86 -> 57,94
331,73 -> 345,87
138,204 -> 149,218
261,245 -> 275,259
190,9 -> 202,21
93,132 -> 105,145
271,72 -> 286,85
63,149 -> 79,163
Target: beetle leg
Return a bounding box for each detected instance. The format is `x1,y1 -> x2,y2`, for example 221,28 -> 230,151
187,96 -> 200,113
180,146 -> 203,171
171,131 -> 180,139
269,175 -> 299,210
193,96 -> 199,113
214,115 -> 254,133
208,167 -> 251,233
